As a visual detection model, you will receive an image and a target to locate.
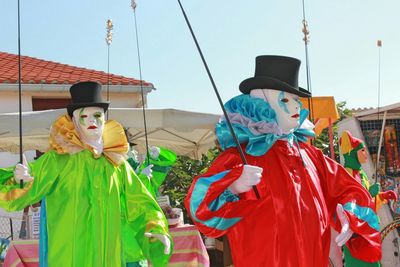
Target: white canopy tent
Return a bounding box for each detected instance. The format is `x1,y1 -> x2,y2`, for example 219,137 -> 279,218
0,108 -> 221,159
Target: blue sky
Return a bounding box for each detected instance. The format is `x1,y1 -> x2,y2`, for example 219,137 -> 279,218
1,0 -> 400,114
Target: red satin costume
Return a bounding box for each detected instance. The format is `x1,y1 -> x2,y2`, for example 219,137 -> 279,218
185,141 -> 381,267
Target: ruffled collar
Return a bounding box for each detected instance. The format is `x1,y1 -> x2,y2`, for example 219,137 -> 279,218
49,114 -> 129,166
216,94 -> 315,156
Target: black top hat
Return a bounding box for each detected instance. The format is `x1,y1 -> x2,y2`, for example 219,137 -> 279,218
67,81 -> 110,117
239,55 -> 311,98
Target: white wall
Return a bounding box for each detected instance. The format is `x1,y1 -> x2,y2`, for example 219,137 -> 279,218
107,93 -> 143,108
0,151 -> 36,168
0,91 -> 144,113
0,90 -> 146,168
0,92 -> 33,113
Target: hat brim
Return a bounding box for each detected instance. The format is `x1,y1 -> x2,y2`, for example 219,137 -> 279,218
67,102 -> 110,117
239,76 -> 311,98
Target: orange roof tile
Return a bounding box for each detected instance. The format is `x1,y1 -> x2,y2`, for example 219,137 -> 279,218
0,51 -> 153,87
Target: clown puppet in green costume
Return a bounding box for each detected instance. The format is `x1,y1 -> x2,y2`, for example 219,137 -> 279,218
0,81 -> 172,267
339,130 -> 397,266
126,142 -> 177,200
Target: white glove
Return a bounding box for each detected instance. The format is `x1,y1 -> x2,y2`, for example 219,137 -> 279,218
144,232 -> 171,254
335,203 -> 354,246
14,154 -> 34,183
127,148 -> 139,162
228,165 -> 262,194
140,164 -> 154,178
149,146 -> 160,160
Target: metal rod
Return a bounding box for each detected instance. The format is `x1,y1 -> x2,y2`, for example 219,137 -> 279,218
301,0 -> 315,125
10,218 -> 14,240
328,118 -> 335,160
106,44 -> 110,120
17,0 -> 23,188
132,5 -> 150,165
301,0 -> 316,149
375,40 -> 382,182
105,19 -> 113,121
376,111 -> 387,184
176,0 -> 260,198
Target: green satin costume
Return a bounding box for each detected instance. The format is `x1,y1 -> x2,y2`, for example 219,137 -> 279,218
129,147 -> 177,199
125,147 -> 176,265
0,115 -> 171,267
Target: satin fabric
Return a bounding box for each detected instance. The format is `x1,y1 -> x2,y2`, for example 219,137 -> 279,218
0,115 -> 171,267
216,94 -> 314,157
185,141 -> 381,267
49,115 -> 129,166
124,147 -> 176,264
341,137 -> 384,266
0,150 -> 170,267
135,147 -> 177,198
343,246 -> 380,267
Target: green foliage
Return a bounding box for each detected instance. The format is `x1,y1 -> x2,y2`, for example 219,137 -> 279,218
160,148 -> 220,223
313,101 -> 352,160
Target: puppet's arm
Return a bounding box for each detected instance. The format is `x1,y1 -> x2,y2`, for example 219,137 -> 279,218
184,150 -> 262,238
121,162 -> 172,267
0,150 -> 59,211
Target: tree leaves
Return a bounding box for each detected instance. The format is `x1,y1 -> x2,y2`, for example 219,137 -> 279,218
160,148 -> 220,223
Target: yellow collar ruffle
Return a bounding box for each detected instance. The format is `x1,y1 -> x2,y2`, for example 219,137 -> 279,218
49,115 -> 129,166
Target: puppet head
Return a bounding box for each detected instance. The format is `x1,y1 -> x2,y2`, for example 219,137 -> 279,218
239,55 -> 311,133
215,55 -> 315,156
72,107 -> 105,155
67,81 -> 109,152
67,81 -> 109,118
250,89 -> 301,133
72,107 -> 105,140
339,130 -> 366,169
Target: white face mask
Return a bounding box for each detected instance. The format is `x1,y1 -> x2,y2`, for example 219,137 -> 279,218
250,89 -> 301,133
72,107 -> 105,153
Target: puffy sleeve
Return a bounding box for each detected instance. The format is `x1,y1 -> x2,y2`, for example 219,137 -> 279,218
184,149 -> 261,238
0,150 -> 60,211
311,146 -> 382,263
120,161 -> 172,267
138,147 -> 177,198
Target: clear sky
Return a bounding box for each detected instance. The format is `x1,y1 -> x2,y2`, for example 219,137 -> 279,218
1,0 -> 400,114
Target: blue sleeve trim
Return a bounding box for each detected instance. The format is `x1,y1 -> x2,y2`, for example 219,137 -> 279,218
209,188 -> 239,212
190,170 -> 241,231
343,202 -> 380,231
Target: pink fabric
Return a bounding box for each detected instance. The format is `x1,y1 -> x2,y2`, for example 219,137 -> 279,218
169,225 -> 209,267
3,227 -> 210,267
3,240 -> 39,267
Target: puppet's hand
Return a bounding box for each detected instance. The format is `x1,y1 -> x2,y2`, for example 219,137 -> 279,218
149,146 -> 160,160
228,165 -> 262,194
141,164 -> 154,178
335,203 -> 353,246
14,154 -> 33,183
380,190 -> 398,201
368,183 -> 381,197
144,232 -> 171,254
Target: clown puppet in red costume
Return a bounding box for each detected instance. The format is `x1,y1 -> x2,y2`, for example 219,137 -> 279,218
185,56 -> 382,267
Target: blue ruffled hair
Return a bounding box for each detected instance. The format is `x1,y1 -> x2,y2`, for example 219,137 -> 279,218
216,94 -> 315,156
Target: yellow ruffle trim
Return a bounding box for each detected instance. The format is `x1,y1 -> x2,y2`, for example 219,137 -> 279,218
49,115 -> 129,166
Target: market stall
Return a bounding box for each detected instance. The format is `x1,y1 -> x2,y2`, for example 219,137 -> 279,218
0,108 -> 220,160
338,102 -> 400,267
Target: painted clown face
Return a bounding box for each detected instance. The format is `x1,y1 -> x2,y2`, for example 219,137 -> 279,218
250,89 -> 301,133
357,147 -> 368,164
72,107 -> 105,141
